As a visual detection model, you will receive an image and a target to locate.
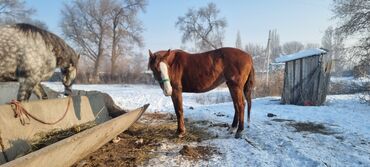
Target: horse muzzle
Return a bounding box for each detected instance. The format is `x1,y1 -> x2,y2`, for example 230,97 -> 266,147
162,82 -> 172,96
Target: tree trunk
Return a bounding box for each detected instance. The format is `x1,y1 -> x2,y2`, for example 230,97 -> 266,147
92,31 -> 105,83
110,27 -> 118,81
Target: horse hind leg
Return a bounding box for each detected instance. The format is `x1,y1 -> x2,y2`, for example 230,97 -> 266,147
227,83 -> 245,138
33,83 -> 48,99
244,68 -> 254,128
244,85 -> 252,128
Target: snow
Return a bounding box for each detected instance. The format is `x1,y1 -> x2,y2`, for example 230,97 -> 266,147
275,48 -> 327,63
331,76 -> 370,85
44,82 -> 370,167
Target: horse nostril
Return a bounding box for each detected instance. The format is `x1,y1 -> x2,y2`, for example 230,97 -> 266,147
163,90 -> 172,96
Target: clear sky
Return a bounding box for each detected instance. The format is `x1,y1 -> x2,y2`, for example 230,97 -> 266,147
25,0 -> 335,52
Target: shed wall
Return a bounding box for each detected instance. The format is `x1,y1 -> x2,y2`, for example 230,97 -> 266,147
281,54 -> 331,105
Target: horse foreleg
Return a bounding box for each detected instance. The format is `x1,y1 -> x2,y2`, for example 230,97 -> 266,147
171,89 -> 186,138
33,83 -> 48,99
17,79 -> 37,101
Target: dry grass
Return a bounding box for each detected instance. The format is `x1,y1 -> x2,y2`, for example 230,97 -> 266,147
30,121 -> 96,151
73,113 -> 219,167
254,71 -> 284,97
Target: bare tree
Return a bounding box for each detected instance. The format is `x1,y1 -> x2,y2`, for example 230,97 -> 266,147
61,0 -> 146,83
332,0 -> 370,103
245,43 -> 265,72
305,43 -> 320,49
282,41 -> 304,55
108,0 -> 145,79
321,26 -> 345,74
0,0 -> 47,29
0,0 -> 35,22
332,0 -> 370,65
61,0 -> 110,82
235,30 -> 242,49
269,29 -> 282,61
176,3 -> 227,51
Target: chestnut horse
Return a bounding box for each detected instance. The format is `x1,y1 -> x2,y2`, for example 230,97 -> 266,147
148,47 -> 254,138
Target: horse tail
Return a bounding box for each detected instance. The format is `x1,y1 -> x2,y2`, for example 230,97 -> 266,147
244,66 -> 254,128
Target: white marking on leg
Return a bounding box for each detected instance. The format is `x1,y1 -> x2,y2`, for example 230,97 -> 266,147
228,126 -> 237,134
159,62 -> 172,96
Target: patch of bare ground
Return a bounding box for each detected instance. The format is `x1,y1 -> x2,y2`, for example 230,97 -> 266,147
179,145 -> 220,160
288,122 -> 336,135
73,112 -> 219,167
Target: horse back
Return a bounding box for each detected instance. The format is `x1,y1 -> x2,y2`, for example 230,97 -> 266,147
0,25 -> 57,81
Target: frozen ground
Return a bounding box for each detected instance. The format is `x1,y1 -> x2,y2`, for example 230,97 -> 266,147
331,76 -> 370,86
45,83 -> 370,167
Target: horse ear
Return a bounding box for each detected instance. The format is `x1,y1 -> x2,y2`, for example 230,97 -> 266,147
148,49 -> 153,58
163,49 -> 171,59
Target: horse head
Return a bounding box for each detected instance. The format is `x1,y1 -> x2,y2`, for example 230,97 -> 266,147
61,54 -> 80,96
148,49 -> 173,96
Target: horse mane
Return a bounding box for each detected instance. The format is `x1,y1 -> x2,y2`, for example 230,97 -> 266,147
14,23 -> 78,66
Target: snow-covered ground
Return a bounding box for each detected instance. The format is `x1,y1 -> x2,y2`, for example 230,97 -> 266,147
45,83 -> 370,167
331,76 -> 370,86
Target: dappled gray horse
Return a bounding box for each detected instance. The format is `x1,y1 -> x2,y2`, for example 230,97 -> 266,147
0,23 -> 79,101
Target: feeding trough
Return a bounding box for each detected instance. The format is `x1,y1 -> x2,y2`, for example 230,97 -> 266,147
0,83 -> 148,166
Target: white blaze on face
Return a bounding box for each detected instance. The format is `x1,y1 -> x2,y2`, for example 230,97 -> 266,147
159,62 -> 172,96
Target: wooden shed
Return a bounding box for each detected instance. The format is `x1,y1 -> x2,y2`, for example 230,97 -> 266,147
276,48 -> 332,106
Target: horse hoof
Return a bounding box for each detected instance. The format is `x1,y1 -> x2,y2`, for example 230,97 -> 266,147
178,132 -> 186,138
235,132 -> 243,139
228,127 -> 237,134
176,130 -> 186,138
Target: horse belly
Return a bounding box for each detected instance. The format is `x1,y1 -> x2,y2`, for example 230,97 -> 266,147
0,60 -> 17,81
182,73 -> 225,93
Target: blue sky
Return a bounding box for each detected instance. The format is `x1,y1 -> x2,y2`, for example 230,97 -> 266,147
25,0 -> 334,52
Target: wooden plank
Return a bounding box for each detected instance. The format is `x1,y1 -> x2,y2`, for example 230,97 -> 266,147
301,58 -> 308,103
322,58 -> 332,104
312,56 -> 320,104
317,54 -> 332,105
303,56 -> 317,104
285,61 -> 295,104
293,59 -> 302,104
281,63 -> 289,103
1,104 -> 149,167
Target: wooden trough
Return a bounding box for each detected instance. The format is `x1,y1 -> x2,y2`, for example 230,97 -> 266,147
0,87 -> 148,166
276,48 -> 331,105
